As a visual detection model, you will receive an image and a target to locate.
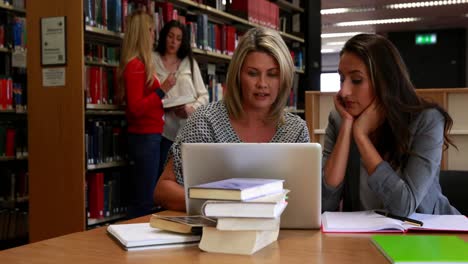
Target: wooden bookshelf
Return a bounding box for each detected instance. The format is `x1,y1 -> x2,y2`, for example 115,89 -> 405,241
305,88 -> 468,170
28,0 -> 86,242
87,214 -> 126,226
0,1 -> 26,13
86,104 -> 124,110
87,161 -> 127,171
85,25 -> 123,38
85,110 -> 125,116
84,60 -> 119,68
170,0 -> 304,43
276,0 -> 304,13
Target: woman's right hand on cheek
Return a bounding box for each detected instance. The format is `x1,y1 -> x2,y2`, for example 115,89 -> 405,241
334,93 -> 354,121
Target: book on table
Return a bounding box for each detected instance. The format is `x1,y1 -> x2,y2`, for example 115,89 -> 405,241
201,199 -> 287,218
216,216 -> 280,231
371,235 -> 468,264
201,189 -> 289,218
188,178 -> 284,201
198,226 -> 279,255
321,210 -> 468,233
149,214 -> 217,234
107,223 -> 200,251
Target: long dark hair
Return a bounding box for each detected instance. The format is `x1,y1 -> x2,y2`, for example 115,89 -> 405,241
340,34 -> 455,170
156,20 -> 194,80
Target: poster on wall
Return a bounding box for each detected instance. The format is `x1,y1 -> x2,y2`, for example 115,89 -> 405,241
41,16 -> 67,66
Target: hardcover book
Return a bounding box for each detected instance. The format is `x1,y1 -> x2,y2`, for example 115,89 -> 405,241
198,226 -> 279,255
216,216 -> 280,231
202,200 -> 287,218
149,215 -> 216,234
188,178 -> 284,201
321,211 -> 468,233
371,235 -> 468,264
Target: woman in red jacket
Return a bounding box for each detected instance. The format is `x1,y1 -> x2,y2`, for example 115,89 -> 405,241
118,10 -> 175,218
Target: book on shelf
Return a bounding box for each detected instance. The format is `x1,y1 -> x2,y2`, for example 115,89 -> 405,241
107,223 -> 200,251
198,226 -> 279,255
321,210 -> 468,233
188,178 -> 284,201
371,235 -> 468,264
162,95 -> 196,109
149,214 -> 216,234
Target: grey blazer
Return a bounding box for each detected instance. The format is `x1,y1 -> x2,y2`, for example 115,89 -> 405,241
322,108 -> 460,216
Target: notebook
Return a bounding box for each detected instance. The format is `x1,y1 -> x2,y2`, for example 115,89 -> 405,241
181,142 -> 322,229
322,211 -> 468,233
371,235 -> 468,264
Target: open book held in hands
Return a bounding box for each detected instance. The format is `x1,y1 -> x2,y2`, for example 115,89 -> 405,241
163,95 -> 196,108
188,178 -> 284,201
321,210 -> 468,233
149,215 -> 216,234
107,223 -> 200,251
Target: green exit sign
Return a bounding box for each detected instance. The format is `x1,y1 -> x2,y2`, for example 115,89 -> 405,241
415,33 -> 437,45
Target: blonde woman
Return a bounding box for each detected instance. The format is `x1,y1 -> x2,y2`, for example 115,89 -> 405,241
154,27 -> 310,211
118,10 -> 175,218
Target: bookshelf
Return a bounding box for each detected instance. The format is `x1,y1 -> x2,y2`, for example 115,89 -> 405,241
0,0 -> 28,250
305,88 -> 468,171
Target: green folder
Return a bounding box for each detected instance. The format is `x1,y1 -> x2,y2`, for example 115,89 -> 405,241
371,235 -> 468,263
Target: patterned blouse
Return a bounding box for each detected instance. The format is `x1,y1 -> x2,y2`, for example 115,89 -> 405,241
170,100 -> 310,185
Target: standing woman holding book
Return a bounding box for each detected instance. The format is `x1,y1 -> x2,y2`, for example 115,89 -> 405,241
153,20 -> 209,177
154,27 -> 310,211
322,33 -> 460,216
118,10 -> 175,218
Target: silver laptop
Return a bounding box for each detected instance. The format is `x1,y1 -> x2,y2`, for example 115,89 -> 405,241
181,143 -> 322,229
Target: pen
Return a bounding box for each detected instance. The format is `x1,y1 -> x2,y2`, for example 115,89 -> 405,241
374,210 -> 424,227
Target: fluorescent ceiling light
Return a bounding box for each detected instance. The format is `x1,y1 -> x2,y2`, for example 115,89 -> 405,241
321,48 -> 339,53
321,7 -> 375,15
325,41 -> 346,46
387,0 -> 468,9
321,32 -> 366,38
335,17 -> 421,27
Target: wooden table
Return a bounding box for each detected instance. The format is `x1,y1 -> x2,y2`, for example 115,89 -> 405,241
1,215 -> 467,264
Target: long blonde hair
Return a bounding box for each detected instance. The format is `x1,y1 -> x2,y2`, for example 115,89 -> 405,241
224,27 -> 295,125
118,11 -> 155,98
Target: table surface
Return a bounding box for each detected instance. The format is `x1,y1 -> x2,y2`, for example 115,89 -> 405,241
1,214 -> 467,264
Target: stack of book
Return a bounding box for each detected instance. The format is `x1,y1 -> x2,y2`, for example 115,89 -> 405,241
189,178 -> 288,255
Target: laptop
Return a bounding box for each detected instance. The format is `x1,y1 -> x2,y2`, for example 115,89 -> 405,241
181,143 -> 322,229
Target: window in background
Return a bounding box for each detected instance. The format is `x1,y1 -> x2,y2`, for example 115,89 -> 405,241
321,72 -> 340,92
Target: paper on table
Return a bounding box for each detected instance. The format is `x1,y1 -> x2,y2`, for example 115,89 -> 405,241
163,95 -> 196,108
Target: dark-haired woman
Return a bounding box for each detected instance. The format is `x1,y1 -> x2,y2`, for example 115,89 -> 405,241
153,20 -> 208,177
322,33 -> 460,216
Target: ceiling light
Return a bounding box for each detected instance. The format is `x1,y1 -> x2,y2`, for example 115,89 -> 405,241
321,7 -> 375,15
335,17 -> 421,27
321,32 -> 367,38
321,49 -> 339,53
325,41 -> 346,46
386,0 -> 468,9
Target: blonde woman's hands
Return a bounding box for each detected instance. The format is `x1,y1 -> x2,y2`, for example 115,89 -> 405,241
160,72 -> 176,93
353,99 -> 384,137
334,93 -> 354,121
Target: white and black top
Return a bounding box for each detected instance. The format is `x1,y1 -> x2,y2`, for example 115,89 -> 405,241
170,100 -> 310,185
